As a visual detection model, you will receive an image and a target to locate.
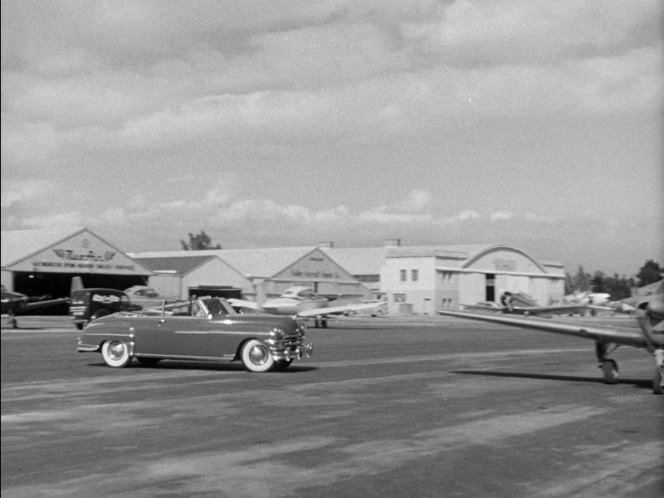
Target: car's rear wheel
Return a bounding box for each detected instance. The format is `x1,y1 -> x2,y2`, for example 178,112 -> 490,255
240,339 -> 274,372
101,340 -> 131,368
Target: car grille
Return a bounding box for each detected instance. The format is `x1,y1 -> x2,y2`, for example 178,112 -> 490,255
283,335 -> 301,349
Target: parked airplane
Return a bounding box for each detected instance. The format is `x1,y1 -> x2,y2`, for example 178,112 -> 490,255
462,291 -> 590,317
228,286 -> 385,327
611,280 -> 664,314
1,285 -> 70,328
123,285 -> 178,310
564,291 -> 611,306
439,285 -> 664,394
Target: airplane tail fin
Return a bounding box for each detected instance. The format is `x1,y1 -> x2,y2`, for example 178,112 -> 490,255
71,276 -> 84,294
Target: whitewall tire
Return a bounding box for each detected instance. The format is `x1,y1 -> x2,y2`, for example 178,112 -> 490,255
241,339 -> 275,372
101,340 -> 132,368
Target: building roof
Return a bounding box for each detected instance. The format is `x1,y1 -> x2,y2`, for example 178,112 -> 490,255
1,227 -> 87,267
131,243 -> 564,278
384,244 -> 491,260
130,247 -> 323,278
321,247 -> 387,275
135,255 -> 218,275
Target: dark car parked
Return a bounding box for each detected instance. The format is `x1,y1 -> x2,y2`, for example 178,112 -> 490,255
69,288 -> 134,330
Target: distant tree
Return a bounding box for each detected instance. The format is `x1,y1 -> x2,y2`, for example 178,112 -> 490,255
569,265 -> 591,292
635,260 -> 662,286
180,231 -> 221,250
590,271 -> 607,293
605,274 -> 635,300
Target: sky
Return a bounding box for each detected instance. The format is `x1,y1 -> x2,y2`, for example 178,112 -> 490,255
1,0 -> 662,278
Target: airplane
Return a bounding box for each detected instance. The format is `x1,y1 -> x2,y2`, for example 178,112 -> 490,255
438,283 -> 664,394
228,286 -> 386,328
564,291 -> 611,306
611,280 -> 664,314
461,291 -> 591,317
123,285 -> 178,310
1,285 -> 70,329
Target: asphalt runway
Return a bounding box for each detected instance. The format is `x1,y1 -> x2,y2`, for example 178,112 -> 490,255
2,315 -> 663,497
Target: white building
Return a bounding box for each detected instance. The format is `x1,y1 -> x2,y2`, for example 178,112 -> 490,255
378,244 -> 565,314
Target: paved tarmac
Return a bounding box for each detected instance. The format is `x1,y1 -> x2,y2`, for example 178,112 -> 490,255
2,315 -> 663,497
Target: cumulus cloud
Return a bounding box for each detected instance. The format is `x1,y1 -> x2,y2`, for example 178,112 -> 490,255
0,179 -> 55,208
21,211 -> 85,229
490,211 -> 513,221
3,0 -> 659,151
1,1 -> 661,273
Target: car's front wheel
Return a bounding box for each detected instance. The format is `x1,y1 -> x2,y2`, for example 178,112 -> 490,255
240,339 -> 274,372
101,340 -> 131,368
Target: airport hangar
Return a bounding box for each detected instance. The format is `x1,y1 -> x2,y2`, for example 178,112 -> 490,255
130,240 -> 566,315
1,227 -> 565,315
1,227 -> 154,298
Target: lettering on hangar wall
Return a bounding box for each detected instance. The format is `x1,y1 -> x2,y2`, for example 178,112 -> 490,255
493,258 -> 517,271
289,255 -> 341,280
31,238 -> 135,271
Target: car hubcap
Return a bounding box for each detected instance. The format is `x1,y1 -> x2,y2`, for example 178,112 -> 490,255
249,345 -> 268,365
109,343 -> 124,360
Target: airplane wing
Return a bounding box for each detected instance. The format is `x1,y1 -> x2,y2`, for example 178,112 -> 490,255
437,309 -> 647,348
511,303 -> 589,316
20,297 -> 70,312
227,298 -> 262,312
297,301 -> 385,318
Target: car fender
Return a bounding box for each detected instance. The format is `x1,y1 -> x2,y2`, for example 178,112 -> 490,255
77,320 -> 136,355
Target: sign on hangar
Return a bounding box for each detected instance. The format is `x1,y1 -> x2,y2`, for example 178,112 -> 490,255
1,227 -> 152,297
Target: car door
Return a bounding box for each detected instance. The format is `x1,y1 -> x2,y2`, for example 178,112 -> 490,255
206,316 -> 250,360
150,316 -> 210,358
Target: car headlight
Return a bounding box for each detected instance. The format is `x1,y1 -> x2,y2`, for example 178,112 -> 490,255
270,327 -> 285,339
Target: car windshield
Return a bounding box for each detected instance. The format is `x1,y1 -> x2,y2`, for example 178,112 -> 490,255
138,289 -> 159,298
201,298 -> 238,317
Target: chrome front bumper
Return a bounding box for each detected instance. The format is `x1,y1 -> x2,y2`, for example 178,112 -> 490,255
273,342 -> 313,361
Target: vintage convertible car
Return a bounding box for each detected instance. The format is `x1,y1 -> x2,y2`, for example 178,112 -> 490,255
77,297 -> 312,372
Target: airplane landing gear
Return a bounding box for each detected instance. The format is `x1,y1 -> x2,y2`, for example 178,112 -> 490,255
653,349 -> 664,395
653,370 -> 663,395
596,342 -> 619,384
600,359 -> 619,384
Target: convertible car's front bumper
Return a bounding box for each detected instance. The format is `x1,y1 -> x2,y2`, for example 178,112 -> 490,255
274,342 -> 313,361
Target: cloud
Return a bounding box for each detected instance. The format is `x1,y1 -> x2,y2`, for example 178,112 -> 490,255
3,0 -> 659,153
1,1 -> 661,275
0,179 -> 56,208
21,211 -> 85,229
404,0 -> 660,65
490,211 -> 513,221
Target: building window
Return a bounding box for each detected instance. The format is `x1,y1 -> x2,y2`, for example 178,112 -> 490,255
393,294 -> 406,303
411,269 -> 419,282
400,269 -> 407,282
